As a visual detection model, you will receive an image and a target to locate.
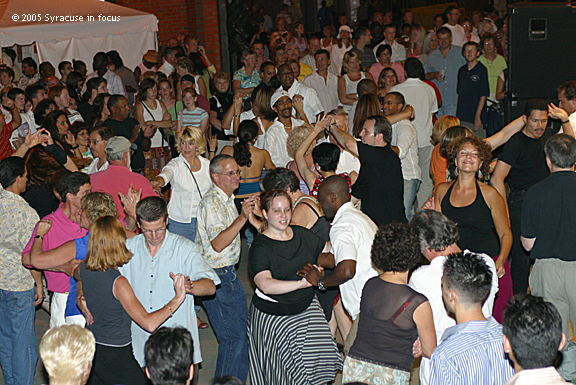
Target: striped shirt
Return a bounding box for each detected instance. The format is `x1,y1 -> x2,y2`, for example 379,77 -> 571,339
429,317 -> 515,385
178,107 -> 208,128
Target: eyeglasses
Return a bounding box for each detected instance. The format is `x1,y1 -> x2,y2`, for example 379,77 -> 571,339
216,169 -> 242,177
141,226 -> 167,235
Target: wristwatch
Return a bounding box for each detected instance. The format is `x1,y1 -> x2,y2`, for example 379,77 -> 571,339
318,279 -> 326,291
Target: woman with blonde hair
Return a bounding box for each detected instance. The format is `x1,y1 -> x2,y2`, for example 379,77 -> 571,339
33,216 -> 186,385
286,125 -> 315,194
39,325 -> 95,385
153,126 -> 213,242
338,51 -> 373,114
409,25 -> 427,60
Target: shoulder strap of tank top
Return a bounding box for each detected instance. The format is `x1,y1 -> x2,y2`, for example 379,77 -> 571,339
299,200 -> 320,218
442,181 -> 456,207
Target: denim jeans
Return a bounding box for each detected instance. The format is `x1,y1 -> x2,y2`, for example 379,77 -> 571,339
403,178 -> 421,221
168,217 -> 198,242
202,265 -> 249,382
0,288 -> 38,385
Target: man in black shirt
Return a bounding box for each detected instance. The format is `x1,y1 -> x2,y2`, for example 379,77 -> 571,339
328,114 -> 405,226
521,133 -> 576,337
491,99 -> 574,294
103,95 -> 152,173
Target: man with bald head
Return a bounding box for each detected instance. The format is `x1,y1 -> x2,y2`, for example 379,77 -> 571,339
301,175 -> 378,328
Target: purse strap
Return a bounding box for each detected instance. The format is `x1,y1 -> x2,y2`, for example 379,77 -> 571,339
141,101 -> 168,147
183,159 -> 203,199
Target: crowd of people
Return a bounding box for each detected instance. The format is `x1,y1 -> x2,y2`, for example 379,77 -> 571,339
1,2 -> 576,385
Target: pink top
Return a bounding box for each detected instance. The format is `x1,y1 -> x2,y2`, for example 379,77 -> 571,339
23,204 -> 88,293
369,62 -> 406,84
90,165 -> 158,220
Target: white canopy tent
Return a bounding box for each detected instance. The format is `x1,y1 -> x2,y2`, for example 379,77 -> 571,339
0,0 -> 158,71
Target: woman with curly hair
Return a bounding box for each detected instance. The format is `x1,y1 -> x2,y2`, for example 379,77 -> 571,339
343,223 -> 436,385
433,135 -> 513,321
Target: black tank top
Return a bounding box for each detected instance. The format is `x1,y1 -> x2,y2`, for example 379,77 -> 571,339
296,198 -> 331,242
441,181 -> 500,258
80,262 -> 132,346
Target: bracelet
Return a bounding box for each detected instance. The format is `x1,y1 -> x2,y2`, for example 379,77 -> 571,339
70,145 -> 79,150
209,150 -> 216,153
562,120 -> 570,124
166,304 -> 174,317
234,114 -> 240,118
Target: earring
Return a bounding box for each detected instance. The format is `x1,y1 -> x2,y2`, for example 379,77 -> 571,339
477,169 -> 483,179
454,166 -> 458,177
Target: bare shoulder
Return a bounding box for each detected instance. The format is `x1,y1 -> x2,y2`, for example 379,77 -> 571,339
479,182 -> 503,203
220,146 -> 234,156
435,180 -> 453,197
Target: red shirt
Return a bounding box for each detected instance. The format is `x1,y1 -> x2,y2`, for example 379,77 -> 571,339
90,165 -> 158,219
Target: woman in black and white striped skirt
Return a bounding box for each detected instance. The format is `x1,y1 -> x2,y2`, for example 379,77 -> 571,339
248,189 -> 343,384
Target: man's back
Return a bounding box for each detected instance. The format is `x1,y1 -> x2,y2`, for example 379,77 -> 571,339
0,189 -> 38,291
90,165 -> 156,219
522,171 -> 576,260
330,201 -> 378,319
351,142 -> 405,226
429,317 -> 514,385
392,79 -> 438,148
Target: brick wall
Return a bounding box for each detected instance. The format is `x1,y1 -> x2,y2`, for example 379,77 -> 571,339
116,0 -> 222,70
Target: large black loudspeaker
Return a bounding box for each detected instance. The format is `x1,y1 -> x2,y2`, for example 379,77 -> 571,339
506,2 -> 576,122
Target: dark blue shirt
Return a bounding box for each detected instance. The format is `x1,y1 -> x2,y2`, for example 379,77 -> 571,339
456,62 -> 489,124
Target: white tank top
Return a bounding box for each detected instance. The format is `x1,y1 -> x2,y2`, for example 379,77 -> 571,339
142,99 -> 165,148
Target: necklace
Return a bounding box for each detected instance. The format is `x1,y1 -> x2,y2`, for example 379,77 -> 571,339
186,156 -> 198,169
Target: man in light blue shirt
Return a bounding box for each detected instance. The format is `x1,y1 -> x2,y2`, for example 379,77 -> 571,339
429,252 -> 514,385
120,197 -> 220,376
423,27 -> 466,117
